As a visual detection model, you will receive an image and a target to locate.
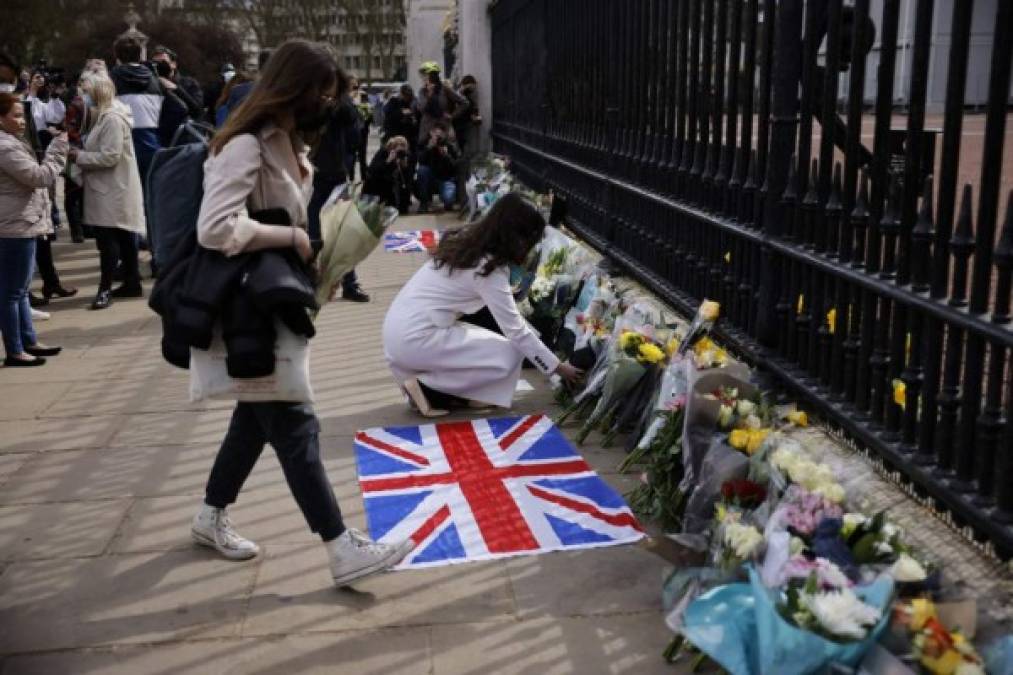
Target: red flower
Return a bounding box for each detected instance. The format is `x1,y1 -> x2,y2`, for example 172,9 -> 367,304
720,479 -> 767,508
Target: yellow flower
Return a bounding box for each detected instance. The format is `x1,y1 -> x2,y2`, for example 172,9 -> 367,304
746,429 -> 771,454
665,337 -> 680,357
700,300 -> 721,322
893,379 -> 906,409
638,342 -> 666,364
724,251 -> 731,264
787,410 -> 808,427
797,294 -> 805,315
715,502 -> 728,523
827,308 -> 837,335
909,599 -> 937,631
729,429 -> 749,451
619,331 -> 642,351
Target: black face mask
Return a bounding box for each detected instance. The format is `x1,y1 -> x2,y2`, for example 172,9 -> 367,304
294,100 -> 329,133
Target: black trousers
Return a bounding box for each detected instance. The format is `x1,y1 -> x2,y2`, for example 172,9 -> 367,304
94,227 -> 140,291
64,178 -> 84,239
204,401 -> 346,541
34,236 -> 61,290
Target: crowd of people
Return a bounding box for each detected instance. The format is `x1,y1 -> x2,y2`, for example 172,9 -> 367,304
1,36 -> 583,590
0,39 -> 484,363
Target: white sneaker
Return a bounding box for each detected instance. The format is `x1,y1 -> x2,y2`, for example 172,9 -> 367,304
30,308 -> 50,321
191,504 -> 260,560
328,528 -> 413,586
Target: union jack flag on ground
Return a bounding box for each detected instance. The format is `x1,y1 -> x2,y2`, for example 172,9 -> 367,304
353,415 -> 645,569
382,230 -> 442,253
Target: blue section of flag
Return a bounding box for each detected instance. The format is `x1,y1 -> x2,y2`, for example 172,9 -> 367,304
355,445 -> 421,476
383,425 -> 423,446
486,416 -> 522,438
518,426 -> 584,462
364,491 -> 431,541
413,522 -> 466,563
545,514 -> 614,545
533,477 -> 627,509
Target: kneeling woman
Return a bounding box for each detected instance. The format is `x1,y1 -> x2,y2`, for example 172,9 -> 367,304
383,193 -> 581,416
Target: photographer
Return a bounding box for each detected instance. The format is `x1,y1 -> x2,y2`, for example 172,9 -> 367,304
151,45 -> 205,121
363,135 -> 413,214
416,123 -> 459,213
416,62 -> 464,146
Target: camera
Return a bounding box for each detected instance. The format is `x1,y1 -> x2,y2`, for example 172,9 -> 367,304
396,149 -> 408,159
153,60 -> 172,78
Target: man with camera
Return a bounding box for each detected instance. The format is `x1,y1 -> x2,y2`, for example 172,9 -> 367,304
151,45 -> 204,121
382,84 -> 418,150
416,123 -> 460,213
364,136 -> 413,214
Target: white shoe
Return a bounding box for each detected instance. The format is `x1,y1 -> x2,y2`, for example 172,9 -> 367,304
30,308 -> 50,321
328,528 -> 413,586
191,504 -> 260,560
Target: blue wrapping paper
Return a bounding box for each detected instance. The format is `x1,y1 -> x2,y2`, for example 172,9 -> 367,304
682,565 -> 894,675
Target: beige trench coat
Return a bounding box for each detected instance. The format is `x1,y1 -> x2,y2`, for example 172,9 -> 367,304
74,105 -> 146,234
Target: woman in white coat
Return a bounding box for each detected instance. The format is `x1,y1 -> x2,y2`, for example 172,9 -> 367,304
383,193 -> 582,416
70,73 -> 145,310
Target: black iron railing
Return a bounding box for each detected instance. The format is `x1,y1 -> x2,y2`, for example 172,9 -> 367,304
491,0 -> 1013,557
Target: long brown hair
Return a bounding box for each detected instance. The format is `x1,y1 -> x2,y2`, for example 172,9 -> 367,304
433,193 -> 546,276
210,40 -> 343,155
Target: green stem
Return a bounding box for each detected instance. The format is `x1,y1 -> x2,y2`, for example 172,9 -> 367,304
662,635 -> 684,663
690,651 -> 708,672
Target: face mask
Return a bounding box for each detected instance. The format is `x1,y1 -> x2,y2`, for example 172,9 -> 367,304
0,83 -> 14,94
294,101 -> 329,133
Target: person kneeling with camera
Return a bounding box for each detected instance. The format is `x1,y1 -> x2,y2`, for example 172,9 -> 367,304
415,124 -> 459,214
363,135 -> 413,214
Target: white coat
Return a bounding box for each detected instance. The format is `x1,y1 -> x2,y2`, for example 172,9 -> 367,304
74,105 -> 145,234
383,259 -> 561,408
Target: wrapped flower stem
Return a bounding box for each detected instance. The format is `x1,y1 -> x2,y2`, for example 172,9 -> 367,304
677,299 -> 721,357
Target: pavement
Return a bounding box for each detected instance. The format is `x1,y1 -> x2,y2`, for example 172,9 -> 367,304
0,211 -> 684,675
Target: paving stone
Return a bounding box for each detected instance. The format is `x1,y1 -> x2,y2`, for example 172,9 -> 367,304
0,414 -> 124,453
0,551 -> 257,653
0,382 -> 74,421
504,545 -> 665,619
0,453 -> 31,489
105,410 -> 236,448
40,373 -> 231,418
241,544 -> 515,635
0,499 -> 131,560
430,614 -> 686,675
0,630 -> 433,675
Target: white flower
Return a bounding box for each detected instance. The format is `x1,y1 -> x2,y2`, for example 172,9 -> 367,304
874,540 -> 895,557
802,588 -> 882,640
529,277 -> 556,302
724,522 -> 763,560
843,513 -> 867,530
815,558 -> 853,589
889,554 -> 927,582
814,481 -> 846,504
744,413 -> 763,430
717,404 -> 734,429
881,523 -> 900,540
736,399 -> 756,417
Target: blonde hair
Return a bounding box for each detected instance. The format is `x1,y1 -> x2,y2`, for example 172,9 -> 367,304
385,135 -> 408,151
80,73 -> 116,112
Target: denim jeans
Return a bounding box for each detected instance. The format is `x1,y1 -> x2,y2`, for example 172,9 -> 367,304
0,237 -> 38,356
204,401 -> 346,541
416,165 -> 456,208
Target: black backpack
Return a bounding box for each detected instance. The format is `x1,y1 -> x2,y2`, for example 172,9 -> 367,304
146,121 -> 213,266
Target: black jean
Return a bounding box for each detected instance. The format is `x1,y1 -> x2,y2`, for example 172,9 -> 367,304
307,173 -> 360,293
94,227 -> 140,291
34,236 -> 61,290
205,401 -> 346,541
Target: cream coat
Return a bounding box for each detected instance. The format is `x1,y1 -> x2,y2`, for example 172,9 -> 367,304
0,130 -> 66,239
74,105 -> 145,234
197,124 -> 312,256
383,259 -> 561,408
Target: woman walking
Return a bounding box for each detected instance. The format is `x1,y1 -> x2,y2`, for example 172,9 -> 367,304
0,92 -> 66,366
383,193 -> 583,416
70,73 -> 146,310
191,39 -> 411,586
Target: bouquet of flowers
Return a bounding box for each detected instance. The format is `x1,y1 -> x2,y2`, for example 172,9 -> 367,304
315,196 -> 398,308
892,598 -> 986,674
677,299 -> 721,357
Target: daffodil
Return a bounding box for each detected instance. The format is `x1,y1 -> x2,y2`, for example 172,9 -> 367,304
827,307 -> 837,334
700,300 -> 721,322
619,330 -> 641,351
746,428 -> 771,454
